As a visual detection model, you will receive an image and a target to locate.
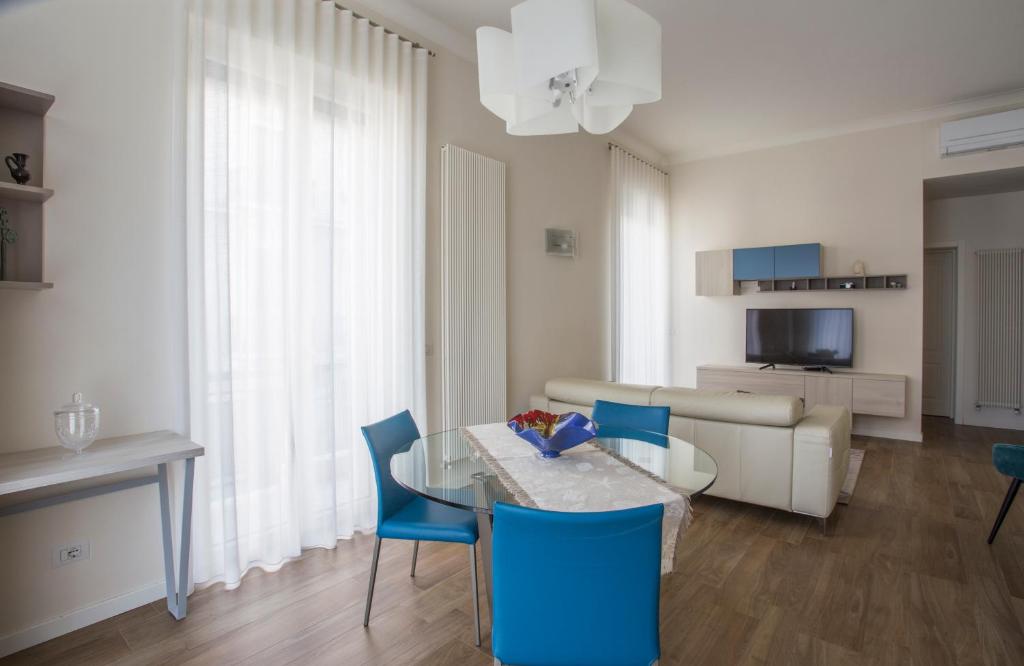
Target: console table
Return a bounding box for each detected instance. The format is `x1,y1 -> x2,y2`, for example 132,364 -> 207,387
697,364 -> 906,418
0,431 -> 203,620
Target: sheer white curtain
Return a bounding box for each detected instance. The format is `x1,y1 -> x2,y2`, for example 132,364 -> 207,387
610,145 -> 671,385
185,0 -> 427,587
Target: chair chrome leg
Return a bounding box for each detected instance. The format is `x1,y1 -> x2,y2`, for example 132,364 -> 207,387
363,536 -> 382,627
988,478 -> 1021,544
470,543 -> 482,647
820,515 -> 828,536
410,540 -> 419,577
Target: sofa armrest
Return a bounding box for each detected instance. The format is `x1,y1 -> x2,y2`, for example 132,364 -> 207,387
528,394 -> 550,411
792,405 -> 851,518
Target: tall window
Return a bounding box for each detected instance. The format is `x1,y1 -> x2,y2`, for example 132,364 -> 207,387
610,145 -> 671,385
186,0 -> 427,587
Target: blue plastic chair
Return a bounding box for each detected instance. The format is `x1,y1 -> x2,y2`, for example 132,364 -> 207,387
491,502 -> 664,666
988,443 -> 1024,544
361,410 -> 481,645
592,399 -> 671,436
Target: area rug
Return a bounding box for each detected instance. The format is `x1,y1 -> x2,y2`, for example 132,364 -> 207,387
837,448 -> 865,505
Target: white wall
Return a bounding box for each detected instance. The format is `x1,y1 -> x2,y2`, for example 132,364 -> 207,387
0,0 -> 621,649
926,189 -> 1024,430
424,53 -> 614,429
671,118 -> 1024,443
671,124 -> 926,441
0,0 -> 188,651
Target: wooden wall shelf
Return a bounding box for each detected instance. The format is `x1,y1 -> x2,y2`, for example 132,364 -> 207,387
0,181 -> 53,203
0,81 -> 54,116
756,274 -> 907,293
0,79 -> 53,288
0,280 -> 53,290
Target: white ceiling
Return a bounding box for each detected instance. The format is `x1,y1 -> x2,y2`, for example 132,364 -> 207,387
373,0 -> 1024,163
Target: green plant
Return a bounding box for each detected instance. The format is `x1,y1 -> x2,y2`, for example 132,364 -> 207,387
0,206 -> 16,280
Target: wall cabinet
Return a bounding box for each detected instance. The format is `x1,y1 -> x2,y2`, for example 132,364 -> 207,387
732,243 -> 822,281
696,364 -> 906,419
695,249 -> 737,296
697,366 -> 806,396
773,243 -> 822,279
852,378 -> 906,418
700,241 -> 905,296
733,246 -> 775,281
805,375 -> 853,411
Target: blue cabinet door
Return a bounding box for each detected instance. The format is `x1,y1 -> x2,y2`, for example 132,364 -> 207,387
774,243 -> 821,278
733,247 -> 775,281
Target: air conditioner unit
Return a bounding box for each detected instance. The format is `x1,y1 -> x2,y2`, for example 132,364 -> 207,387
940,108 -> 1024,156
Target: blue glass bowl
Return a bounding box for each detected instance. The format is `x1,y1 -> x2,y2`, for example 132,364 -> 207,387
507,411 -> 597,458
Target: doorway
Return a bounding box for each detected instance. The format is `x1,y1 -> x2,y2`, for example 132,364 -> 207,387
922,247 -> 957,418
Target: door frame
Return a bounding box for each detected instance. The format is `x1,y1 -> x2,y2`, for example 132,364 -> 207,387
925,242 -> 964,423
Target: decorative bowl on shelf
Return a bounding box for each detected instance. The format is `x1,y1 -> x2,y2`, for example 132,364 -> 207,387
507,410 -> 597,458
54,392 -> 100,454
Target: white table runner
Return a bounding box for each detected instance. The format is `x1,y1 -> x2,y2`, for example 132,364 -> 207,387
462,423 -> 691,574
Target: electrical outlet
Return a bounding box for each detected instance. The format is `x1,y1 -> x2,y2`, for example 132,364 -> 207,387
53,542 -> 90,568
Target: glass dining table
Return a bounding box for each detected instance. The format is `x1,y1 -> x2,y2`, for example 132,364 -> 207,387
390,424 -> 718,615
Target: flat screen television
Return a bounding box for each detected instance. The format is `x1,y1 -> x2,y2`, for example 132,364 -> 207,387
746,308 -> 853,368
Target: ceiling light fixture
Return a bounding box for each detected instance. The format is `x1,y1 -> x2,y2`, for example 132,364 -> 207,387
476,0 -> 661,136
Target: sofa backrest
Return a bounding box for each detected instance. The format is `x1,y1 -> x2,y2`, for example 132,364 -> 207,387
651,387 -> 803,428
543,378 -> 803,428
545,378 -> 658,408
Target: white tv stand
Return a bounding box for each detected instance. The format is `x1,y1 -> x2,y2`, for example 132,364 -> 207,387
697,364 -> 906,418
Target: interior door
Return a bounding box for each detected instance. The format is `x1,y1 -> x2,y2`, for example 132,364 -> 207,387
923,248 -> 957,418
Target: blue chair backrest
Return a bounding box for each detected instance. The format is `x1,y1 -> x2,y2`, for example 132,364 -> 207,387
361,410 -> 421,528
592,399 -> 670,436
993,443 -> 1024,478
491,502 -> 663,666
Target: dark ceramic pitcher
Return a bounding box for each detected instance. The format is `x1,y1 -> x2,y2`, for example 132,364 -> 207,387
5,153 -> 30,185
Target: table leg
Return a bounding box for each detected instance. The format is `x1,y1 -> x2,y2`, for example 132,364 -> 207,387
470,472 -> 495,621
475,511 -> 494,619
157,457 -> 195,620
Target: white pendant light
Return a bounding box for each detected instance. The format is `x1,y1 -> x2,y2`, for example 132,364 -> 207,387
476,0 -> 661,136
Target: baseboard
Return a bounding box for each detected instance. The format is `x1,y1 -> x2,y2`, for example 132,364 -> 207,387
0,580 -> 165,658
852,425 -> 923,443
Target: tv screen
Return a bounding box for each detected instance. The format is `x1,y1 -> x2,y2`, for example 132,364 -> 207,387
746,308 -> 853,367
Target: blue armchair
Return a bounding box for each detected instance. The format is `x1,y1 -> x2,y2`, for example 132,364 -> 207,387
988,442 -> 1024,544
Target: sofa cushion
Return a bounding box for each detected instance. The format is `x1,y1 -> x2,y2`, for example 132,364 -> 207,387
545,378 -> 657,408
651,387 -> 803,428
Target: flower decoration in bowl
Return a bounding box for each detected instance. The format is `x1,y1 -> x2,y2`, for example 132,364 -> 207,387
507,410 -> 597,458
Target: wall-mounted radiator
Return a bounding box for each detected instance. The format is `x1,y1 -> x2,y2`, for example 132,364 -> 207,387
440,144 -> 507,429
976,248 -> 1023,413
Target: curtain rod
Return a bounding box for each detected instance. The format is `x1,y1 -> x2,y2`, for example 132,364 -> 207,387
333,2 -> 437,57
608,142 -> 668,175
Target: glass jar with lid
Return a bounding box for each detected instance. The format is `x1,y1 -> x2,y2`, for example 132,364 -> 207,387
54,393 -> 100,454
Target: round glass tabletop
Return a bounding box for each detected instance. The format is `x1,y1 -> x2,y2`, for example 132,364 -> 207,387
390,425 -> 718,514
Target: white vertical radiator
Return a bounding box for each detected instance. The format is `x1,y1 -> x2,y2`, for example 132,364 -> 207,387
440,144 -> 507,429
976,248 -> 1023,413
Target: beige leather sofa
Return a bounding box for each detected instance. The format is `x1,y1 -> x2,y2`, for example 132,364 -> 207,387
529,378 -> 851,520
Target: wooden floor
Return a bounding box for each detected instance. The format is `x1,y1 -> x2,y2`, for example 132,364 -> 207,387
6,417 -> 1024,665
